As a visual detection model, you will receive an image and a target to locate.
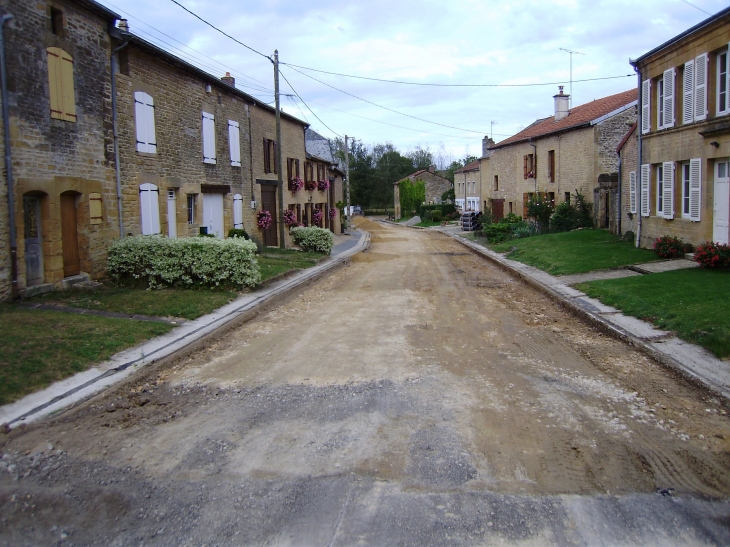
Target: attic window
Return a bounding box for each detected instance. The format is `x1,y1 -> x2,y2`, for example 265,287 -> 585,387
50,6 -> 64,36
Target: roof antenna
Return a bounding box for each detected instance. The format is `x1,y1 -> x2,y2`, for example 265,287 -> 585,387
559,48 -> 585,109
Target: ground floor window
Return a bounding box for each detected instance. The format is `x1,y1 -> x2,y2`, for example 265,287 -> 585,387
656,164 -> 664,215
187,194 -> 196,224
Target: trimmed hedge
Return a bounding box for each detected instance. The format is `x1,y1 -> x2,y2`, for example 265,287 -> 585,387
420,203 -> 456,219
290,226 -> 334,254
108,235 -> 261,289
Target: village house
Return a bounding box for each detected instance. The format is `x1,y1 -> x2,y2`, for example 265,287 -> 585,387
625,7 -> 730,248
393,167 -> 451,219
305,128 -> 344,234
482,88 -> 637,226
454,160 -> 481,212
0,0 -> 120,301
478,137 -> 496,216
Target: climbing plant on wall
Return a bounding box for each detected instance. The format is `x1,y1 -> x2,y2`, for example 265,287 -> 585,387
399,178 -> 425,218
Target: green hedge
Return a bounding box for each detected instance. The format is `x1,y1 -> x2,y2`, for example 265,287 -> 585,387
108,235 -> 260,289
290,226 -> 334,254
399,179 -> 425,218
419,203 -> 456,219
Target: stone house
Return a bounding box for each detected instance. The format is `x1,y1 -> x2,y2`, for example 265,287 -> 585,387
617,123 -> 638,237
305,128 -> 343,234
628,7 -> 730,248
393,167 -> 451,219
454,160 -> 481,212
482,88 -> 637,227
478,137 -> 496,217
0,0 -> 120,300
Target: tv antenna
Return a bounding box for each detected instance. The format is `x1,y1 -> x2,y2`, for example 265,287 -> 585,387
559,48 -> 585,108
490,120 -> 498,139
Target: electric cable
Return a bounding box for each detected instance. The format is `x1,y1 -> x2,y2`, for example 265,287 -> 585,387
279,68 -> 342,137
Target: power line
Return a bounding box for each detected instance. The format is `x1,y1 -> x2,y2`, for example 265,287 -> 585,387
278,68 -> 342,138
679,0 -> 712,15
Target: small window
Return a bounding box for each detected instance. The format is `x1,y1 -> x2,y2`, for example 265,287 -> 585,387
656,164 -> 664,214
547,192 -> 555,206
548,150 -> 555,183
50,6 -> 64,36
682,163 -> 691,218
493,175 -> 498,191
187,194 -> 196,224
657,77 -> 665,129
263,138 -> 277,174
89,193 -> 102,225
717,49 -> 729,115
508,202 -> 513,214
523,154 -> 534,179
564,192 -> 571,204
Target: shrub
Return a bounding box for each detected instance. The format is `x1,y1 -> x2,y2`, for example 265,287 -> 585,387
482,213 -> 529,243
551,201 -> 579,232
653,235 -> 685,258
511,221 -> 539,239
228,228 -> 250,240
108,235 -> 260,289
431,210 -> 443,222
526,195 -> 554,233
694,241 -> 730,269
290,226 -> 334,254
573,191 -> 594,228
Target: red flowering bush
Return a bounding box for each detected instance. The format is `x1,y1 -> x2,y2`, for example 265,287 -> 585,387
653,235 -> 685,258
329,207 -> 337,219
283,209 -> 297,226
305,180 -> 317,191
256,210 -> 272,229
694,241 -> 730,269
290,177 -> 304,193
312,207 -> 323,226
317,179 -> 329,192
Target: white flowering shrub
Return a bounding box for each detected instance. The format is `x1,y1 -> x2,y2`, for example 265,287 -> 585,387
290,226 -> 334,254
108,236 -> 261,289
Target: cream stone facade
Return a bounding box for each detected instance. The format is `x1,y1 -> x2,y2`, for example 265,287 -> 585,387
393,168 -> 452,219
454,160 -> 481,212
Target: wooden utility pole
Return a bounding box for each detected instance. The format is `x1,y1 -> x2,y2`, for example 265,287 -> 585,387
273,50 -> 285,248
344,135 -> 351,232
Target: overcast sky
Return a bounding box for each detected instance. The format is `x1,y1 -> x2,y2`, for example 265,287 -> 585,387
97,0 -> 729,163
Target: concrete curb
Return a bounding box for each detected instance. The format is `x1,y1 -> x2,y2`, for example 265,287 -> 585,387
0,230 -> 371,429
383,220 -> 730,401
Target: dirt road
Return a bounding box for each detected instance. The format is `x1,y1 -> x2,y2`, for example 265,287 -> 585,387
2,218 -> 730,546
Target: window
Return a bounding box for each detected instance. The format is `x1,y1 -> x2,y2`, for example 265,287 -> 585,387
47,47 -> 75,122
629,171 -> 637,214
657,69 -> 675,130
139,184 -> 160,235
640,164 -> 651,217
656,164 -> 664,215
641,79 -> 651,133
287,157 -> 300,190
689,158 -> 702,222
187,194 -> 196,224
508,202 -> 513,214
523,154 -> 534,178
718,49 -> 729,115
565,192 -> 571,204
304,161 -> 313,182
548,150 -> 555,183
228,120 -> 241,167
682,163 -> 691,217
263,138 -> 277,174
134,91 -> 156,153
547,192 -> 555,206
494,175 -> 498,191
49,6 -> 64,36
682,54 -> 709,123
89,193 -> 102,225
202,111 -> 216,164
233,194 -> 243,229
661,162 -> 675,219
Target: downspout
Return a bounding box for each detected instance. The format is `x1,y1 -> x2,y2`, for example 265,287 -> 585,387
632,61 -> 642,248
529,138 -> 537,194
0,13 -> 17,299
111,37 -> 129,238
617,152 -> 622,235
247,104 -> 255,208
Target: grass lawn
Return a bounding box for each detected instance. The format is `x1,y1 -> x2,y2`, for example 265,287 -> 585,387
0,305 -> 173,405
415,220 -> 443,227
490,229 -> 657,275
576,268 -> 730,358
258,248 -> 326,282
29,287 -> 239,320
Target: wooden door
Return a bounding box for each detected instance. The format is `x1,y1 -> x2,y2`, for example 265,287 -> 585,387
60,193 -> 80,277
23,196 -> 44,286
492,198 -> 504,221
260,186 -> 278,247
714,161 -> 729,244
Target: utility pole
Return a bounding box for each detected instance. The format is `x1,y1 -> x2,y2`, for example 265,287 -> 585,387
559,48 -> 584,109
344,135 -> 351,233
273,50 -> 285,248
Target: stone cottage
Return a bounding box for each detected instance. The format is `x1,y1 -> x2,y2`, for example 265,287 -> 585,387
393,167 -> 451,219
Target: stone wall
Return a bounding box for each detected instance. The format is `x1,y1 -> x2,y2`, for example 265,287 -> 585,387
619,129 -> 639,238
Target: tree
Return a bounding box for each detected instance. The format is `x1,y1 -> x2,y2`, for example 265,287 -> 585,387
405,145 -> 433,171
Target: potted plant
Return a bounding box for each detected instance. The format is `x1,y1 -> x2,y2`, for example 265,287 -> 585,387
283,209 -> 297,227
290,177 -> 304,193
317,179 -> 329,192
257,210 -> 272,229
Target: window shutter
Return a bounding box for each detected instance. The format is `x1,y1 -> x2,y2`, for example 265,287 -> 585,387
694,52 -> 708,121
641,79 -> 651,134
89,193 -> 103,225
202,111 -> 216,164
689,158 -> 701,221
228,120 -> 240,167
287,158 -> 293,190
233,194 -> 243,228
629,171 -> 637,214
683,60 -> 694,124
263,139 -> 270,173
295,159 -> 300,178
273,141 -> 278,174
134,92 -> 156,153
47,48 -> 62,119
663,69 -> 675,129
662,161 -> 674,219
139,183 -> 161,235
523,155 -> 528,179
146,95 -> 157,153
59,50 -> 76,122
640,164 -> 651,217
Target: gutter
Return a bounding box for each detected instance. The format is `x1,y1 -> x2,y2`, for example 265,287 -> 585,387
0,13 -> 17,299
110,35 -> 128,238
529,138 -> 537,194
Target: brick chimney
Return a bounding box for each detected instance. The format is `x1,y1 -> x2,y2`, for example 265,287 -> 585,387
221,72 -> 235,87
118,19 -> 129,32
482,136 -> 495,157
428,165 -> 435,173
554,86 -> 570,121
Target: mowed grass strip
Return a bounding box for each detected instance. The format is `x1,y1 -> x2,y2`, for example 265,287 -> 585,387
258,249 -> 326,282
490,229 -> 657,275
0,305 -> 173,405
576,268 -> 730,358
30,287 -> 239,320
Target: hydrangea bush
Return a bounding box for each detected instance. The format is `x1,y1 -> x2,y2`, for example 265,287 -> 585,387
108,235 -> 261,289
290,226 -> 334,254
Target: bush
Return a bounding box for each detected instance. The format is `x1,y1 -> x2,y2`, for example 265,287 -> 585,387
653,235 -> 685,258
551,202 -> 579,232
108,235 -> 260,289
694,241 -> 730,269
290,226 -> 334,254
430,210 -> 443,222
511,221 -> 539,239
228,228 -> 250,240
526,195 -> 554,233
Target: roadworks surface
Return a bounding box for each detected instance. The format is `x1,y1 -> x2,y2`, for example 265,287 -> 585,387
1,217 -> 729,546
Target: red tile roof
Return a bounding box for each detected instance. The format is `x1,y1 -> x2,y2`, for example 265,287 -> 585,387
491,89 -> 637,149
454,160 -> 480,174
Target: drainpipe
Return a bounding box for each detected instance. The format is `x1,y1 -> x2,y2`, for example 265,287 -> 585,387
632,61 -> 642,248
111,38 -> 128,238
0,13 -> 17,299
529,138 -> 537,194
617,153 -> 622,235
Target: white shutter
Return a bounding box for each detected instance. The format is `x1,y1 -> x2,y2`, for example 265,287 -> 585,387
689,158 -> 701,222
629,170 -> 637,214
694,52 -> 708,122
662,161 -> 674,219
146,95 -> 157,154
134,92 -> 156,154
202,111 -> 216,164
233,193 -> 243,229
228,120 -> 241,167
139,183 -> 161,235
663,69 -> 675,129
641,79 -> 651,134
640,164 -> 651,217
683,60 -> 694,124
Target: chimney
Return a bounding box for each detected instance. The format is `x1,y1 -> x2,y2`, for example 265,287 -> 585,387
118,19 -> 129,32
428,165 -> 435,173
482,136 -> 495,157
221,71 -> 235,87
554,86 -> 570,121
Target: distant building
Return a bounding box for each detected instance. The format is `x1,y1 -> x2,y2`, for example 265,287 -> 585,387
454,160 -> 481,211
393,167 -> 451,219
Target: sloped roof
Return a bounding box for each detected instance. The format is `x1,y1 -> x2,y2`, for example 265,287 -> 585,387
454,160 -> 480,174
616,123 -> 637,153
305,128 -> 335,163
491,88 -> 637,149
394,169 -> 450,185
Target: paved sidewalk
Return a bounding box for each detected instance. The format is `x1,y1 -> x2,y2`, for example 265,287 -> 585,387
422,223 -> 730,400
0,229 -> 370,429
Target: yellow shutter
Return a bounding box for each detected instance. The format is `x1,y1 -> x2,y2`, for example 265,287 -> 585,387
47,47 -> 63,119
89,193 -> 103,225
60,50 -> 76,122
